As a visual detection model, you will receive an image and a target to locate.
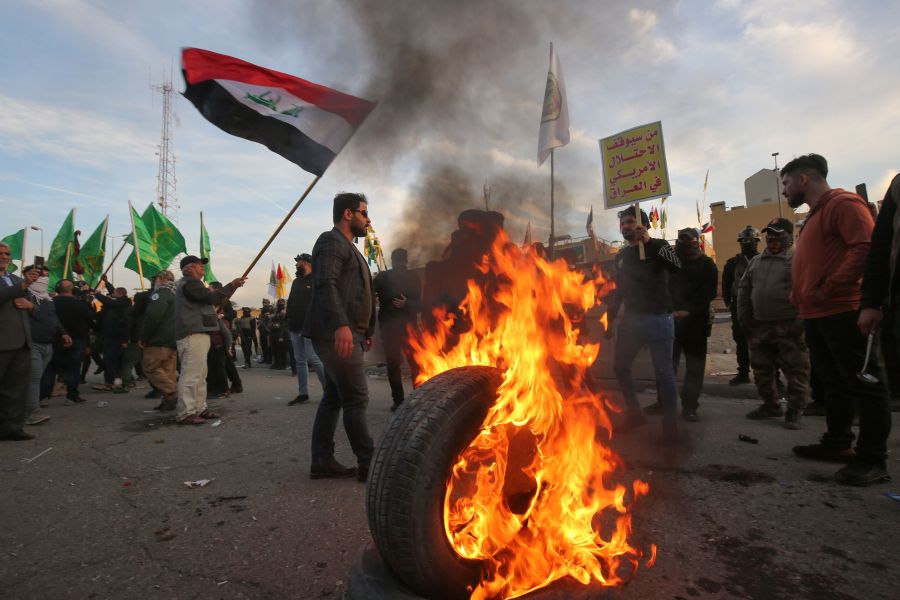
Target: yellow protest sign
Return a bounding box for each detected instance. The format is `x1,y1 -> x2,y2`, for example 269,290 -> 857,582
599,121 -> 671,208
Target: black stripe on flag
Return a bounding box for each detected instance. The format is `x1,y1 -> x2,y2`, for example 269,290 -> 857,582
183,78 -> 335,176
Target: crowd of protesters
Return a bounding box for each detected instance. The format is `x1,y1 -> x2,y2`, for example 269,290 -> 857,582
3,166 -> 897,488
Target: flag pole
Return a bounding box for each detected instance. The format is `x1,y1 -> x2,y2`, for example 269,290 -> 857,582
21,227 -> 28,272
241,175 -> 322,279
93,239 -> 127,290
128,201 -> 146,291
87,216 -> 110,289
549,148 -> 556,257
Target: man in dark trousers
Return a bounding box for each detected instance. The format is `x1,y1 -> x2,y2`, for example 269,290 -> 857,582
721,225 -> 760,385
373,247 -> 422,411
859,173 -> 900,412
93,283 -> 131,393
607,207 -> 682,442
44,280 -> 95,405
0,241 -> 39,441
786,154 -> 891,486
287,253 -> 326,406
303,192 -> 376,482
646,228 -> 717,421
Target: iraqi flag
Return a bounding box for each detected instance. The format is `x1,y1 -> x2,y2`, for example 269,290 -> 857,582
181,48 -> 377,176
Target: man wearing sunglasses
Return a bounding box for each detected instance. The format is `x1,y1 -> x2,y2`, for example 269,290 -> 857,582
304,192 -> 377,482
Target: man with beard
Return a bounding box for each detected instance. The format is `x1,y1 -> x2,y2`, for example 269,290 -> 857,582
287,253 -> 325,406
737,218 -> 810,428
721,226 -> 760,385
303,192 -> 376,481
373,247 -> 422,411
608,206 -> 682,442
645,228 -> 717,421
785,154 -> 891,486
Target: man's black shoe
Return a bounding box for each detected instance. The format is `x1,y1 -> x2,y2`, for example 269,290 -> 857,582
154,400 -> 176,412
2,430 -> 36,441
729,373 -> 751,386
793,443 -> 855,463
746,403 -> 783,419
288,394 -> 309,406
682,409 -> 699,422
310,459 -> 357,480
230,387 -> 243,394
834,461 -> 891,486
357,463 -> 370,483
145,389 -> 161,399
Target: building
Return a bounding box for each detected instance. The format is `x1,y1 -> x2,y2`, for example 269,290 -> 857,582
744,168 -> 785,209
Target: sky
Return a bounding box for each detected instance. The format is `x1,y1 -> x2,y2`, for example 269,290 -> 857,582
1,0 -> 898,305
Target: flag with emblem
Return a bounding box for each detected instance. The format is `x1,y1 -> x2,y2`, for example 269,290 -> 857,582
1,228 -> 25,274
80,217 -> 108,287
181,48 -> 377,176
47,209 -> 77,289
125,204 -> 186,277
537,43 -> 570,166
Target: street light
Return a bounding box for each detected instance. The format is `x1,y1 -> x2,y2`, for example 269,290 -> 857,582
772,152 -> 783,218
30,226 -> 44,259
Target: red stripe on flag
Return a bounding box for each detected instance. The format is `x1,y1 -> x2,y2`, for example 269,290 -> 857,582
182,47 -> 376,128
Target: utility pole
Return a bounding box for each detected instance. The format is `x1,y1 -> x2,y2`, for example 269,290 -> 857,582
483,183 -> 491,211
152,68 -> 178,221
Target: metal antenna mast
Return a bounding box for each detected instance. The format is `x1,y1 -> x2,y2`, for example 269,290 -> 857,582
152,70 -> 178,221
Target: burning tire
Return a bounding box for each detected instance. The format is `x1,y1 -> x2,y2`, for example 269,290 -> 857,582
366,365 -> 504,599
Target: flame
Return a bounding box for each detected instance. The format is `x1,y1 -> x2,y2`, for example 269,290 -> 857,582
411,230 -> 653,599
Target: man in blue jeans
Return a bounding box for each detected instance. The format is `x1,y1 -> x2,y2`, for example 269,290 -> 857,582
303,193 -> 376,482
607,206 -> 681,442
286,253 -> 325,406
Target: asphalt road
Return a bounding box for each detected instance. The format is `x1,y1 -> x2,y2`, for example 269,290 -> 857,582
1,363 -> 898,600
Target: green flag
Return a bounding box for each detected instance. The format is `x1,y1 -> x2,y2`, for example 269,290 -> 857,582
124,205 -> 162,279
80,217 -> 108,287
200,212 -> 218,283
1,228 -> 25,274
48,209 -> 76,289
125,204 -> 186,277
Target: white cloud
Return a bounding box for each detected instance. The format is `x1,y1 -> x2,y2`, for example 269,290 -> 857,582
628,8 -> 658,35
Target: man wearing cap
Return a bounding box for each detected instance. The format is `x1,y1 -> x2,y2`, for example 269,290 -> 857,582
174,255 -> 245,425
141,270 -> 178,411
373,247 -> 422,411
236,307 -> 257,369
721,225 -> 761,385
737,218 -> 810,428
286,253 -> 326,406
303,192 -> 376,481
784,154 -> 891,485
645,228 -> 717,421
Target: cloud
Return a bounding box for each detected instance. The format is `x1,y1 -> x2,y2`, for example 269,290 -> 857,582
0,94 -> 156,167
628,8 -> 658,34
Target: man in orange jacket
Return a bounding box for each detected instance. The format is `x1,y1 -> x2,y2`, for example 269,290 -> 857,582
785,154 -> 891,486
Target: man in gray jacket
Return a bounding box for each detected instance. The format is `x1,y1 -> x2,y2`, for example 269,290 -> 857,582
303,192 -> 376,482
175,256 -> 245,425
738,218 -> 810,428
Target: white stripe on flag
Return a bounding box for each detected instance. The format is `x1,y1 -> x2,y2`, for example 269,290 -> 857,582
217,79 -> 356,154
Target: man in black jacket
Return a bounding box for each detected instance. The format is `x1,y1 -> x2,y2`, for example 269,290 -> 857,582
721,226 -> 760,385
93,283 -> 131,392
645,228 -> 718,421
44,280 -> 95,405
287,253 -> 326,406
303,192 -> 376,481
608,206 -> 682,441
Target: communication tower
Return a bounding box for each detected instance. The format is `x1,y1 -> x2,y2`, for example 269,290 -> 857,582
152,72 -> 178,220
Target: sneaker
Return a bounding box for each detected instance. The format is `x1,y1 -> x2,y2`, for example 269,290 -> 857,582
92,383 -> 116,392
288,394 -> 309,406
792,443 -> 855,463
310,459 -> 357,480
682,409 -> 699,422
25,411 -> 51,426
64,396 -> 87,405
617,409 -> 647,432
784,408 -> 802,430
746,404 -> 783,419
834,461 -> 891,486
643,402 -> 664,415
729,373 -> 751,386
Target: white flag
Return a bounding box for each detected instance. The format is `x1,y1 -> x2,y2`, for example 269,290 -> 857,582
537,43 -> 570,166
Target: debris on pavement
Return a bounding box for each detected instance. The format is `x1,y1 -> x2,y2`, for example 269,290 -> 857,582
154,527 -> 177,542
97,400 -> 108,407
738,434 -> 759,444
210,420 -> 222,428
23,447 -> 53,463
886,492 -> 900,503
183,479 -> 214,488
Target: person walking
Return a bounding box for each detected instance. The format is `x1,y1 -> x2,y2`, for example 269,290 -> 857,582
236,307 -> 256,368
303,192 -> 376,481
737,218 -> 810,428
721,226 -> 760,385
0,241 -> 39,441
607,206 -> 682,442
174,256 -> 245,425
92,283 -> 131,393
785,154 -> 891,486
286,253 -> 326,406
140,270 -> 178,412
44,280 -> 95,406
373,247 -> 422,410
